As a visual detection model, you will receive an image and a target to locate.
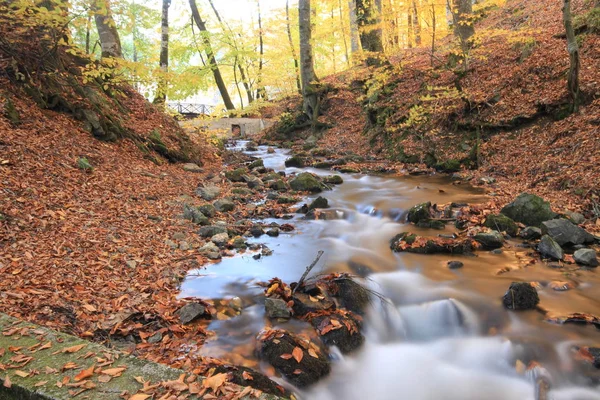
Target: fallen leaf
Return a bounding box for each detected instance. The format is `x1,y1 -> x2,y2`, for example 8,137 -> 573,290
57,344 -> 86,354
202,373 -> 227,392
100,367 -> 127,377
280,353 -> 293,360
74,364 -> 95,381
242,371 -> 253,381
3,375 -> 11,388
292,347 -> 303,363
308,348 -> 319,358
34,381 -> 48,387
129,394 -> 151,400
15,370 -> 29,378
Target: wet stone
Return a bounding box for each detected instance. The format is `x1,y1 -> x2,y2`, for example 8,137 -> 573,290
211,232 -> 229,247
500,193 -> 557,227
502,282 -> 540,310
309,196 -> 329,210
250,224 -> 265,237
292,292 -> 336,316
199,225 -> 227,238
266,228 -> 280,237
538,235 -> 564,260
310,311 -> 364,354
519,226 -> 542,241
214,198 -> 235,212
231,236 -> 247,249
574,248 -> 599,267
448,260 -> 464,269
177,303 -> 207,324
473,231 -> 504,250
198,204 -> 216,218
406,202 -> 432,224
484,214 -> 518,237
264,298 -> 291,319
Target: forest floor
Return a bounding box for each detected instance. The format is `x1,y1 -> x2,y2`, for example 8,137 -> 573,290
262,0 -> 600,228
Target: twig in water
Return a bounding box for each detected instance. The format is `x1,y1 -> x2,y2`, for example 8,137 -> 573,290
293,250 -> 324,294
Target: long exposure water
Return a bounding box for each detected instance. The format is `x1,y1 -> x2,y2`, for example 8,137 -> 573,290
181,142 -> 600,399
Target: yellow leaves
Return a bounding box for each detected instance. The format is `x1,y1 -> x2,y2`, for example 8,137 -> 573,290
129,394 -> 151,400
308,348 -> 319,359
280,353 -> 293,360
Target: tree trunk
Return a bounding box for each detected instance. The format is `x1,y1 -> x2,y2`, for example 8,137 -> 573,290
286,0 -> 302,93
339,0 -> 351,67
189,0 -> 235,111
450,0 -> 475,51
207,0 -> 254,104
356,0 -> 384,64
93,0 -> 122,58
348,0 -> 362,59
256,0 -> 267,99
154,0 -> 170,106
563,0 -> 580,112
299,0 -> 319,124
412,0 -> 421,46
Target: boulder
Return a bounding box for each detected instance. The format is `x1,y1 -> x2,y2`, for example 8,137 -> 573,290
266,228 -> 280,237
291,292 -> 335,316
406,202 -> 432,224
473,231 -> 504,250
250,224 -> 265,237
198,204 -> 216,218
502,282 -> 539,310
538,235 -> 564,260
329,277 -> 371,315
268,179 -> 287,191
183,205 -> 209,225
211,232 -> 229,247
196,185 -> 221,201
289,172 -> 325,193
500,193 -> 557,227
519,226 -> 542,241
256,330 -> 330,387
484,214 -> 518,237
267,147 -> 275,154
565,211 -> 585,225
448,261 -> 464,269
214,198 -> 235,212
284,156 -> 307,168
323,175 -> 343,185
574,248 -> 598,267
248,159 -> 264,170
182,163 -> 203,173
225,168 -> 246,182
541,218 -> 595,247
309,311 -> 364,354
199,225 -> 227,238
309,196 -> 329,210
177,303 -> 207,324
264,298 -> 291,319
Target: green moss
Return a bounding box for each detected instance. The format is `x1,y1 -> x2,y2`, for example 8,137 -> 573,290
3,97 -> 20,125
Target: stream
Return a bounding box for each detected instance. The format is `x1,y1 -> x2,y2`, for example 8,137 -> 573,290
181,142 -> 600,399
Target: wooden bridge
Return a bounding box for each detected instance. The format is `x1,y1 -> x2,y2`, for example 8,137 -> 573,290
167,103 -> 214,118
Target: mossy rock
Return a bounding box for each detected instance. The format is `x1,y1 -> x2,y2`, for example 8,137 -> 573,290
416,220 -> 446,230
500,193 -> 557,227
284,156 -> 307,168
289,172 -> 325,193
407,202 -> 432,224
323,175 -> 343,184
309,196 -> 329,210
248,159 -> 264,170
435,159 -> 461,173
484,214 -> 518,237
225,168 -> 246,182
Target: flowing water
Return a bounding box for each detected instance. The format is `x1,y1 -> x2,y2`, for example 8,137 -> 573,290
181,142 -> 600,399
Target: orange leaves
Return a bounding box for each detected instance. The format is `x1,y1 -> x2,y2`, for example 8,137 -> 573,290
56,344 -> 86,354
100,366 -> 127,377
74,364 -> 95,381
241,371 -> 253,381
202,372 -> 228,393
292,347 -> 303,363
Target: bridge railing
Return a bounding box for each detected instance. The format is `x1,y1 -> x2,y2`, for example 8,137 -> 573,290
167,103 -> 214,116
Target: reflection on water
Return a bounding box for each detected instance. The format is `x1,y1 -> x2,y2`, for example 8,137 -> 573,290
180,142 -> 600,399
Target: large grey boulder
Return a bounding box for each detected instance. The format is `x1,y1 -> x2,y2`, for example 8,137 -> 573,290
500,193 -> 557,227
183,205 -> 209,225
484,214 -> 518,237
264,298 -> 291,319
541,219 -> 595,247
538,235 -> 564,260
199,225 -> 227,238
407,202 -> 432,224
519,226 -> 542,241
574,248 -> 599,267
196,184 -> 221,201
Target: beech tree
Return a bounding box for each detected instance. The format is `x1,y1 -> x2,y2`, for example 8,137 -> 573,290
562,0 -> 580,112
189,0 -> 235,110
153,0 -> 170,106
286,0 -> 302,93
449,0 -> 475,52
356,0 -> 384,64
299,0 -> 319,124
93,0 -> 122,58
